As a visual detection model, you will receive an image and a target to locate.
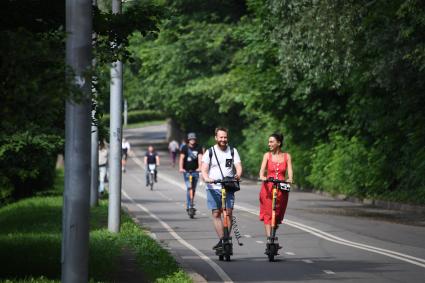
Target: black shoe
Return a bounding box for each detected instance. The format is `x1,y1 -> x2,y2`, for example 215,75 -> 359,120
212,240 -> 223,250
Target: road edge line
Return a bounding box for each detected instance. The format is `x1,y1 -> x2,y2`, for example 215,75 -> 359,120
122,189 -> 233,283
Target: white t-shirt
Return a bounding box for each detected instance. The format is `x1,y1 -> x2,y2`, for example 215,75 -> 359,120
168,140 -> 179,152
202,145 -> 241,190
122,141 -> 131,150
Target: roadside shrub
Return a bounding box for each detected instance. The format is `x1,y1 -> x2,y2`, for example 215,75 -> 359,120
308,134 -> 369,196
102,109 -> 166,125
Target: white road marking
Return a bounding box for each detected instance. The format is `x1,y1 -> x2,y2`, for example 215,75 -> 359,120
122,190 -> 233,283
182,256 -> 201,259
323,270 -> 335,275
244,235 -> 252,238
285,252 -> 295,256
131,155 -> 425,269
256,241 -> 264,244
156,191 -> 172,201
303,259 -> 313,263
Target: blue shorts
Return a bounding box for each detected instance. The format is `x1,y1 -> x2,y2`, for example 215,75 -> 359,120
206,187 -> 235,210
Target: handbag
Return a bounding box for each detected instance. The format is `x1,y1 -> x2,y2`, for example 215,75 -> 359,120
212,147 -> 240,192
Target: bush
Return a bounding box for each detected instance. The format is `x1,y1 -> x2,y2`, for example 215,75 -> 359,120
102,109 -> 166,125
308,134 -> 373,197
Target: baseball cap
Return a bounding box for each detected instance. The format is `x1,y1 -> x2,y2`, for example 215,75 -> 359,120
187,132 -> 197,140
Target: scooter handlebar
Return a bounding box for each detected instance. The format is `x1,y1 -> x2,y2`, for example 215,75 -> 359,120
259,178 -> 291,192
210,179 -> 240,184
259,178 -> 291,184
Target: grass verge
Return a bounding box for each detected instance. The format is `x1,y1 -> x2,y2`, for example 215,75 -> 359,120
0,170 -> 191,283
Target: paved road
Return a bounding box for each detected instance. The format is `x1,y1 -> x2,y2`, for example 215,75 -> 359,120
122,125 -> 425,283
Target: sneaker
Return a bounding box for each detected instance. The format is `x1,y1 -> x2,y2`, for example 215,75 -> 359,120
212,240 -> 223,250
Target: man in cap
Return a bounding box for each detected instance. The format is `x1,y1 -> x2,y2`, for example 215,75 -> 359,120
179,132 -> 203,213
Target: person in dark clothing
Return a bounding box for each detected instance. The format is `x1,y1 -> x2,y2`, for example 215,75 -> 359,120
144,145 -> 160,186
179,133 -> 203,211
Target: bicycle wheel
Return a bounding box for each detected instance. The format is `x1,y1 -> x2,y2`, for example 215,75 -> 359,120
149,173 -> 154,190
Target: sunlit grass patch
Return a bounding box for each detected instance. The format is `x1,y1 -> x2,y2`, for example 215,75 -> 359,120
0,172 -> 192,282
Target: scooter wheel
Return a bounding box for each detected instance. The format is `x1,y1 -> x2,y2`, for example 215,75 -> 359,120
219,255 -> 224,261
225,255 -> 231,261
268,245 -> 276,262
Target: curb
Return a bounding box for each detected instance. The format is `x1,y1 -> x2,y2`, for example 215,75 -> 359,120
122,204 -> 208,283
305,188 -> 425,214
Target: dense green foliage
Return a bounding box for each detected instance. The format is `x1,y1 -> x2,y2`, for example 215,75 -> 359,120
0,0 -> 160,203
102,109 -> 166,126
0,171 -> 191,282
125,0 -> 425,203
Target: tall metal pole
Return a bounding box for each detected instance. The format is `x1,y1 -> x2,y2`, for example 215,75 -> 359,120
62,0 -> 92,282
90,109 -> 99,207
124,99 -> 128,127
108,0 -> 123,233
90,0 -> 99,207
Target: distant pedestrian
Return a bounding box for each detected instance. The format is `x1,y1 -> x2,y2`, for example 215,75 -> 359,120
98,140 -> 108,195
168,139 -> 179,167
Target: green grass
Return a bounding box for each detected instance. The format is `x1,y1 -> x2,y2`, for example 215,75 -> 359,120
124,120 -> 166,129
0,170 -> 192,283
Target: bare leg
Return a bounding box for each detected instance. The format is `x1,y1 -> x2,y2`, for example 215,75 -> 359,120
212,209 -> 224,238
226,208 -> 233,233
264,224 -> 271,237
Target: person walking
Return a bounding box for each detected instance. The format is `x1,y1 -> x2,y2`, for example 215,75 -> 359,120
258,133 -> 293,239
179,133 -> 203,212
168,139 -> 179,167
201,127 -> 242,250
98,140 -> 108,195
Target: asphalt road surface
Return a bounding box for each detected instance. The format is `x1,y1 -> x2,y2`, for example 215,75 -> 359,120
122,125 -> 425,283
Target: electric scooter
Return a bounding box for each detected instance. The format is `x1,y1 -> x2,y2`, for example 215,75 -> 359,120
261,178 -> 291,261
187,170 -> 196,219
211,178 -> 239,261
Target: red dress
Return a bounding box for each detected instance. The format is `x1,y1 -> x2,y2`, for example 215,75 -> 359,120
259,152 -> 289,225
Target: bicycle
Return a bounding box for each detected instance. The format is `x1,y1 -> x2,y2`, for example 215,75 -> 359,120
210,178 -> 240,262
147,164 -> 156,190
260,178 -> 291,262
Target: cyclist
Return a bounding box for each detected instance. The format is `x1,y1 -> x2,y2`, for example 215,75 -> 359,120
144,145 -> 160,186
179,133 -> 203,212
201,127 -> 242,250
258,133 -> 293,241
122,137 -> 131,173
